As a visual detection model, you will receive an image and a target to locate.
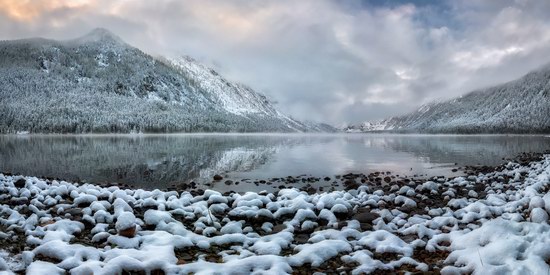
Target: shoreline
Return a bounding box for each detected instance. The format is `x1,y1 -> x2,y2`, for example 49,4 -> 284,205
0,152 -> 529,195
3,132 -> 550,137
0,152 -> 549,273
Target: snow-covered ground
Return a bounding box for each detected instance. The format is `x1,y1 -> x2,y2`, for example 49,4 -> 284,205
0,155 -> 549,274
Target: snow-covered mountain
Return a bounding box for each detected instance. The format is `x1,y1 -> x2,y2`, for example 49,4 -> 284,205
0,28 -> 334,133
349,64 -> 550,134
167,56 -> 280,116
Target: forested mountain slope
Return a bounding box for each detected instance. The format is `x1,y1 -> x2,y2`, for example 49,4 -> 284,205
0,28 -> 332,133
348,64 -> 550,134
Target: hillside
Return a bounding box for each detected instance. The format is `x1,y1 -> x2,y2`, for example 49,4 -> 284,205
0,28 -> 332,133
347,64 -> 550,134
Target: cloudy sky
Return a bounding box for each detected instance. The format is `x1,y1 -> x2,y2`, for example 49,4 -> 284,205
1,0 -> 550,125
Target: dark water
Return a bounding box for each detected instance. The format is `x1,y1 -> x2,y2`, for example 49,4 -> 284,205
1,134 -> 549,191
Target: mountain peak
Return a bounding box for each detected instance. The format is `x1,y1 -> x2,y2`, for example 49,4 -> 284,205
78,28 -> 124,45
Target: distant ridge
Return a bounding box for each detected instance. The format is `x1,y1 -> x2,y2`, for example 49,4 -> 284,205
346,64 -> 550,134
73,28 -> 126,45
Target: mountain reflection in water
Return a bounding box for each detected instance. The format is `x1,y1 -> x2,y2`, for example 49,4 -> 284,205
0,134 -> 548,191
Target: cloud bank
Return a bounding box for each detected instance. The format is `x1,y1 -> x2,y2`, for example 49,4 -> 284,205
1,0 -> 550,125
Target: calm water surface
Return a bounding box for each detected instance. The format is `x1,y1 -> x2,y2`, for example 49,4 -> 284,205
1,134 -> 549,192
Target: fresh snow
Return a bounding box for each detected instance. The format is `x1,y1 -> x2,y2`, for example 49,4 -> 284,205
0,155 -> 549,273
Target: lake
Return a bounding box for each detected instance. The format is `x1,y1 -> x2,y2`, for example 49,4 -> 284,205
1,134 -> 549,192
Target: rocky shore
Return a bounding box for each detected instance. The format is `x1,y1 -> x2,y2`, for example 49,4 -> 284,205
0,152 -> 549,274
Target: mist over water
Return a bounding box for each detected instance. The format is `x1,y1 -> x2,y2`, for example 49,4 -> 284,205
1,134 -> 549,191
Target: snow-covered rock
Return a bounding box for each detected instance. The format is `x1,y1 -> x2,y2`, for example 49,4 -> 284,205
115,212 -> 137,237
530,207 -> 548,223
0,155 -> 549,273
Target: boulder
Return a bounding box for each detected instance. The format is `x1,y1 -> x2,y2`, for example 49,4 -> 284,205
14,178 -> 26,188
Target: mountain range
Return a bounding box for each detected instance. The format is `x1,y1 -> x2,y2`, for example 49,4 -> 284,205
345,63 -> 550,134
3,28 -> 548,135
0,28 -> 334,133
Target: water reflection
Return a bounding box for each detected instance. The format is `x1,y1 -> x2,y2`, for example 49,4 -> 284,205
0,134 -> 548,190
0,135 -> 301,188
